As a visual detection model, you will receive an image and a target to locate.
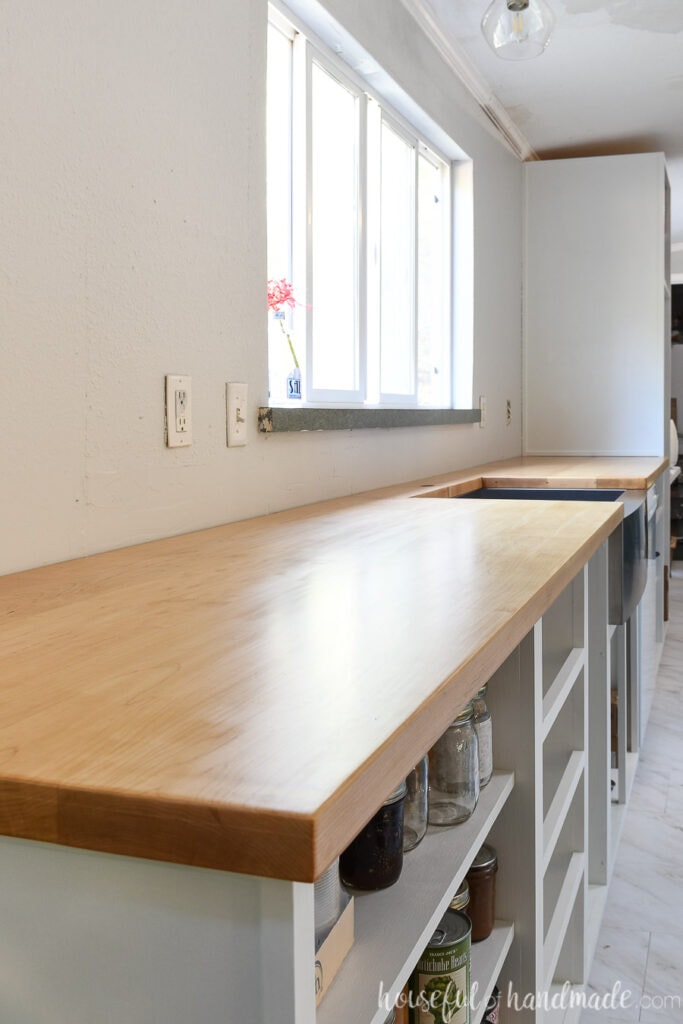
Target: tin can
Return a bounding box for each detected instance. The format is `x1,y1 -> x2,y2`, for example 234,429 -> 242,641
409,909 -> 471,1023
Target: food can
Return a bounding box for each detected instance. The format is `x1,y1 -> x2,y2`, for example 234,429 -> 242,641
409,909 -> 471,1023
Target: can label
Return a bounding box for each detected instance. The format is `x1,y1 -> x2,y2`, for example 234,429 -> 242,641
409,911 -> 470,1024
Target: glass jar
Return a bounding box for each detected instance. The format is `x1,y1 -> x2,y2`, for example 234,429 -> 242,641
449,877 -> 470,913
428,702 -> 479,826
313,857 -> 343,949
472,684 -> 493,787
403,755 -> 428,852
339,781 -> 407,890
466,843 -> 498,941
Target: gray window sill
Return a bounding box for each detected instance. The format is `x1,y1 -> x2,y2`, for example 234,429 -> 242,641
257,406 -> 481,432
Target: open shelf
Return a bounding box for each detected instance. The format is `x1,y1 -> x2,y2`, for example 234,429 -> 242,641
542,647 -> 584,740
318,771 -> 514,1024
543,852 -> 585,992
543,751 -> 585,874
471,922 -> 514,1024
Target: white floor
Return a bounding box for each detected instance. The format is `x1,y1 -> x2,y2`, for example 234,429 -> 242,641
580,567 -> 683,1022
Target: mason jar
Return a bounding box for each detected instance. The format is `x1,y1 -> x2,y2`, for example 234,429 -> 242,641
428,702 -> 479,826
339,781 -> 407,890
472,684 -> 493,787
403,755 -> 429,852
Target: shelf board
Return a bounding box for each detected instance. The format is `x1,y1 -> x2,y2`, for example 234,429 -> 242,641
471,922 -> 514,1024
317,771 -> 514,1024
543,750 -> 585,874
543,647 -> 584,740
543,852 -> 585,993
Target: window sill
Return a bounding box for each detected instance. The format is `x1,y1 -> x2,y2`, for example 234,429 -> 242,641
257,406 -> 481,433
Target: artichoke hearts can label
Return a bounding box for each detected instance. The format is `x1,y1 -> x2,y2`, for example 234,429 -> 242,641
409,909 -> 470,1024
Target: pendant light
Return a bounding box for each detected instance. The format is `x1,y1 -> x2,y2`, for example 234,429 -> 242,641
481,0 -> 555,60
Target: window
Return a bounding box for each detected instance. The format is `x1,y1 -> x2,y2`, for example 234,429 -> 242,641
267,10 -> 458,409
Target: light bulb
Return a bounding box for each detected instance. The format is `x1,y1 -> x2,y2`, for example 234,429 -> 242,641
481,0 -> 555,60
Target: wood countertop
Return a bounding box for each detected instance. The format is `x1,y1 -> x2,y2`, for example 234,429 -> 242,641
0,456 -> 665,881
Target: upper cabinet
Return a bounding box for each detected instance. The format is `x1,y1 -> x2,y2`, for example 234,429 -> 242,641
523,153 -> 670,458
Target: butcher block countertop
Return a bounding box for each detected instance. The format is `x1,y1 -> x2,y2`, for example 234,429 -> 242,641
0,456 -> 667,882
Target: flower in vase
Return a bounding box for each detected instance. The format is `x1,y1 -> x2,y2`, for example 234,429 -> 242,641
267,278 -> 300,368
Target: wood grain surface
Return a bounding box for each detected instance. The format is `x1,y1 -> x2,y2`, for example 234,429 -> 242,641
0,456 -> 663,881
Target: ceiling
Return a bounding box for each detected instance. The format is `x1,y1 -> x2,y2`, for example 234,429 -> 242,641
404,0 -> 683,250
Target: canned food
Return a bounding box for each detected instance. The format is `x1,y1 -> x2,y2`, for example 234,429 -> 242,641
409,908 -> 470,1023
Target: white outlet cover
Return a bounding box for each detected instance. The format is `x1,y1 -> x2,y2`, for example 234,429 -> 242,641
166,375 -> 192,447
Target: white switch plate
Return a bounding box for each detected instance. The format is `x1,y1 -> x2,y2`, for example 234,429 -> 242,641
166,375 -> 192,447
226,382 -> 248,447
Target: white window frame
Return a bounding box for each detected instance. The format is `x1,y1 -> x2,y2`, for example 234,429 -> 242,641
299,43 -> 368,405
267,4 -> 459,411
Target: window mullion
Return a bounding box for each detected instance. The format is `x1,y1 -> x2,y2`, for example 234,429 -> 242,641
357,94 -> 368,404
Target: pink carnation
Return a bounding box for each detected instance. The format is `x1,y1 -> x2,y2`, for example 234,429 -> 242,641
267,278 -> 297,313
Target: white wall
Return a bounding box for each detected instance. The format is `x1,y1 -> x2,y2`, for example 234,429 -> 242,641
0,0 -> 523,576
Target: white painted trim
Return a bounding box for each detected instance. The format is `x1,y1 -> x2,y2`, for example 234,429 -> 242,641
397,0 -> 538,162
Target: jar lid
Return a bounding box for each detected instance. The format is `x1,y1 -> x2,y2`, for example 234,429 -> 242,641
449,878 -> 470,911
453,700 -> 474,722
467,843 -> 497,872
383,780 -> 408,805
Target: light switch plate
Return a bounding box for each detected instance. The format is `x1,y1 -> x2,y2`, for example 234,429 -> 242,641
226,382 -> 248,447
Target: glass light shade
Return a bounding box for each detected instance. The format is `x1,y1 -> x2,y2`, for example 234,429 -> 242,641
481,0 -> 555,60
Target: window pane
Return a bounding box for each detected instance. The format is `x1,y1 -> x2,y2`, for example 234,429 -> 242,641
418,151 -> 449,406
380,122 -> 415,397
311,63 -> 359,392
266,23 -> 292,280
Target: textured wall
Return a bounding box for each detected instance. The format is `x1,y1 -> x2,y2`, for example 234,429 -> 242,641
0,0 -> 523,575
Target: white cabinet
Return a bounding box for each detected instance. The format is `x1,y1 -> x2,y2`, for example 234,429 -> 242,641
0,544 -> 625,1024
523,152 -> 670,460
319,546 -> 616,1024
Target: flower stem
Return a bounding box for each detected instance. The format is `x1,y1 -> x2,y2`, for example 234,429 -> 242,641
279,319 -> 299,369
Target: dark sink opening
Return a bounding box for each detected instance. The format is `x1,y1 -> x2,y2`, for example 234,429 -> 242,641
458,487 -> 624,502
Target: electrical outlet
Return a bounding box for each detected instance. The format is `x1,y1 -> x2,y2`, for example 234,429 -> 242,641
479,395 -> 487,429
226,382 -> 248,447
166,375 -> 192,447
